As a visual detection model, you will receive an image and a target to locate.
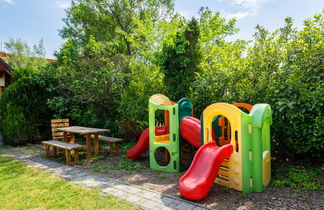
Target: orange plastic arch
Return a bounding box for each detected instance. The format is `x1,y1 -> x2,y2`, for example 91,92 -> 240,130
233,103 -> 253,112
217,103 -> 253,146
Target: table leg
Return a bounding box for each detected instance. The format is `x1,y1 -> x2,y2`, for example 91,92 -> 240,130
116,143 -> 119,154
70,133 -> 75,144
94,134 -> 99,156
45,144 -> 50,158
109,142 -> 113,156
63,132 -> 68,143
53,147 -> 58,158
86,134 -> 91,161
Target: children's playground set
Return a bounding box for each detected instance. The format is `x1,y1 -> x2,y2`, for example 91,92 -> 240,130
126,94 -> 272,200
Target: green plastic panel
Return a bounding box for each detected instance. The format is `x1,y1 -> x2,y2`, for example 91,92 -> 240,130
241,112 -> 253,193
177,98 -> 195,171
249,104 -> 272,192
149,98 -> 180,173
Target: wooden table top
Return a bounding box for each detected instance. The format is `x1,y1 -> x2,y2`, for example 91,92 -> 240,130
55,126 -> 110,135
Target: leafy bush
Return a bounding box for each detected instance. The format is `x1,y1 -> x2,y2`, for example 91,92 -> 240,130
0,40 -> 54,145
244,15 -> 324,160
0,68 -> 54,145
118,59 -> 166,141
190,13 -> 324,160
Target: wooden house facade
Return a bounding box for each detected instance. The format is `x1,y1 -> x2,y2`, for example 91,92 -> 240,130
0,57 -> 13,97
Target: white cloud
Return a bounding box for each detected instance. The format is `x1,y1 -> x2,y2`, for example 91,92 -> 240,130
226,11 -> 251,20
1,0 -> 14,5
231,0 -> 270,9
179,10 -> 190,19
216,0 -> 272,20
55,0 -> 70,9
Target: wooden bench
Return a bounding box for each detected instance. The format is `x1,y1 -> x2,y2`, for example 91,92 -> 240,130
42,140 -> 84,165
91,135 -> 123,156
51,119 -> 70,141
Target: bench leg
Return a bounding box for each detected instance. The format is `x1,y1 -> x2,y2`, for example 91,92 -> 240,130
86,134 -> 92,161
109,143 -> 113,156
45,144 -> 50,158
74,149 -> 79,163
115,143 -> 119,154
65,150 -> 72,166
53,147 -> 58,158
94,134 -> 99,156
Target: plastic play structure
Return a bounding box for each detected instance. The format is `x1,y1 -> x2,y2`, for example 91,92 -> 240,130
126,94 -> 272,200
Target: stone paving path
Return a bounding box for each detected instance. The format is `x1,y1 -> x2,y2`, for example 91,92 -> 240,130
0,148 -> 213,210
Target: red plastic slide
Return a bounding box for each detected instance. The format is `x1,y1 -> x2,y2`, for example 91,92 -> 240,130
126,126 -> 167,160
180,117 -> 201,148
178,141 -> 233,200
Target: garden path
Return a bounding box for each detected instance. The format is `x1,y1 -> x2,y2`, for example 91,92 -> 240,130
0,147 -> 212,210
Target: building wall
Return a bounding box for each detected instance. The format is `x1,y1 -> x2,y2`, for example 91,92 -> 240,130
0,72 -> 5,87
0,72 -> 5,97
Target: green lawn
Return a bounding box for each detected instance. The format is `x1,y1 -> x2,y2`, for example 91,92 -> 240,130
0,155 -> 138,210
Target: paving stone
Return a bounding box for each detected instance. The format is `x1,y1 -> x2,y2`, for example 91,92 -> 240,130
155,204 -> 174,210
113,184 -> 128,191
84,181 -> 101,187
167,202 -> 179,209
126,195 -> 142,203
111,190 -> 127,197
176,202 -> 195,210
161,196 -> 174,205
141,191 -> 158,200
150,196 -> 163,202
127,187 -> 141,194
134,198 -> 150,206
142,200 -> 159,209
103,188 -> 118,195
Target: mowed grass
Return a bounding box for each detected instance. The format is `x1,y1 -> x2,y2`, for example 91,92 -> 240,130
0,155 -> 138,210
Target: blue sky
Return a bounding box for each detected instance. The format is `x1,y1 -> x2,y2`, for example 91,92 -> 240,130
1,0 -> 323,58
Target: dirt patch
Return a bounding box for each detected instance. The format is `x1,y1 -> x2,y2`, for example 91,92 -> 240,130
7,145 -> 324,209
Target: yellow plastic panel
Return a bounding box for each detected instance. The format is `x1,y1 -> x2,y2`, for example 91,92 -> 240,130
155,134 -> 170,144
150,94 -> 172,106
202,103 -> 243,191
262,151 -> 271,187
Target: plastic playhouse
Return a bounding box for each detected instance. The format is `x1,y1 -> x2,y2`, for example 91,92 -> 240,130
126,94 -> 272,200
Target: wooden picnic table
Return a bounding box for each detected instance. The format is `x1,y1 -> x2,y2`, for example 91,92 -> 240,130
54,126 -> 110,161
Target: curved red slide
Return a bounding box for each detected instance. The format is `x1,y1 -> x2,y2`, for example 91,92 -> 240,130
126,126 -> 167,160
180,117 -> 201,148
179,141 -> 233,200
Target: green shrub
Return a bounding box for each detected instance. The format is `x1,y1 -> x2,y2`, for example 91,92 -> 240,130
118,59 -> 166,141
0,68 -> 54,145
190,13 -> 324,160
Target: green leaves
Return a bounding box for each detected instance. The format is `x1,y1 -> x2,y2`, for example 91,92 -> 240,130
2,2 -> 322,162
158,17 -> 202,100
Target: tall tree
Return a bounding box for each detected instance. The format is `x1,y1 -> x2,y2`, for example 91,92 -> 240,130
60,0 -> 175,57
50,0 -> 177,132
158,17 -> 202,100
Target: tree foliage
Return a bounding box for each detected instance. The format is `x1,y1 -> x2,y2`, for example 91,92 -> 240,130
0,3 -> 322,161
158,17 -> 202,100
